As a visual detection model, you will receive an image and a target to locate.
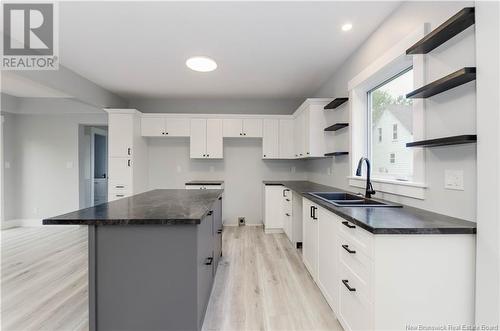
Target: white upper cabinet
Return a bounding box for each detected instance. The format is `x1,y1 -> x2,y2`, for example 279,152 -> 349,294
293,99 -> 328,158
206,119 -> 223,158
190,119 -> 207,158
262,119 -> 279,159
223,119 -> 242,137
243,119 -> 263,137
141,117 -> 165,136
223,118 -> 263,137
141,117 -> 190,137
109,113 -> 133,158
165,118 -> 190,136
294,111 -> 306,158
190,119 -> 223,159
279,119 -> 294,159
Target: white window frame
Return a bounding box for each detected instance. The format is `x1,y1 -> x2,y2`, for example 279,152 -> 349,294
392,123 -> 398,141
347,26 -> 427,200
378,127 -> 382,142
390,153 -> 396,164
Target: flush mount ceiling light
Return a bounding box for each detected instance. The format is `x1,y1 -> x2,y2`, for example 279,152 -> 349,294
185,56 -> 217,72
341,23 -> 353,31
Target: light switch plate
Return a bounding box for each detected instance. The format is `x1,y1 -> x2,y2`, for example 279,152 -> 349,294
445,170 -> 464,191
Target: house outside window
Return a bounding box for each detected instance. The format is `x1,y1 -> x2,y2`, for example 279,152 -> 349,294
368,67 -> 414,181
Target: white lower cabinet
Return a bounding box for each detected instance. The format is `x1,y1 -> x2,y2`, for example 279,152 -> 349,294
317,207 -> 339,313
302,198 -> 319,280
282,188 -> 292,239
301,197 -> 476,331
263,185 -> 285,233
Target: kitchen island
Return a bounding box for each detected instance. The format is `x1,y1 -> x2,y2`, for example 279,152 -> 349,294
43,189 -> 223,331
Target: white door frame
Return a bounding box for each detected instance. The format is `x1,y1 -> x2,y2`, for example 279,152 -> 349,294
89,127 -> 108,206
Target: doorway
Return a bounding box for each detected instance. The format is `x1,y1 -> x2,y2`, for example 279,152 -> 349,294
79,125 -> 108,208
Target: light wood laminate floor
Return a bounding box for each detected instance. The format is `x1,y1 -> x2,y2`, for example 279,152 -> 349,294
1,225 -> 341,331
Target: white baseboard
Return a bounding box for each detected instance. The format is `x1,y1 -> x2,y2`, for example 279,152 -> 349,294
223,223 -> 263,227
264,227 -> 284,234
2,219 -> 22,229
2,218 -> 43,228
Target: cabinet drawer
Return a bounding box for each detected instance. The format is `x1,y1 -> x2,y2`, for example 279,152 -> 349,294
109,183 -> 130,192
338,219 -> 373,257
339,262 -> 372,331
185,185 -> 222,190
108,192 -> 131,201
339,234 -> 373,299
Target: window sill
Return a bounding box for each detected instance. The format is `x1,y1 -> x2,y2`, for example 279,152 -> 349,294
348,176 -> 427,200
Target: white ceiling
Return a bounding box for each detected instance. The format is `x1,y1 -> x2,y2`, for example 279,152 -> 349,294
59,1 -> 400,99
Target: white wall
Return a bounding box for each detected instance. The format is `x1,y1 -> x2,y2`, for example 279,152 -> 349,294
147,137 -> 307,225
310,1 -> 477,221
475,0 -> 500,326
2,99 -> 107,226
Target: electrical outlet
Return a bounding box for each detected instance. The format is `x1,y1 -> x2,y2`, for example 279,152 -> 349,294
238,217 -> 246,226
445,170 -> 464,191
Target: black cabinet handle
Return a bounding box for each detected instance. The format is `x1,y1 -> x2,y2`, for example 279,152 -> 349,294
207,210 -> 213,216
286,199 -> 290,202
342,244 -> 356,254
312,206 -> 318,220
310,206 -> 314,218
203,154 -> 206,157
285,213 -> 290,216
342,279 -> 356,291
342,221 -> 356,229
244,133 -> 247,136
239,133 -> 242,136
206,154 -> 209,157
204,257 -> 213,265
282,189 -> 290,197
165,132 -> 169,135
263,154 -> 266,157
115,185 -> 124,189
127,148 -> 131,155
127,159 -> 131,167
217,229 -> 222,234
218,196 -> 222,200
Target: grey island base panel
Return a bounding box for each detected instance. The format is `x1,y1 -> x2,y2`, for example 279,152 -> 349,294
43,190 -> 224,331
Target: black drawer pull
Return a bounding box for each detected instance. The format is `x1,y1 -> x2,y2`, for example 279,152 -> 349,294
342,279 -> 356,292
342,244 -> 356,254
342,221 -> 356,229
207,210 -> 213,216
286,199 -> 290,201
312,206 -> 318,220
127,147 -> 131,155
285,213 -> 290,216
204,257 -> 213,265
127,159 -> 131,167
217,229 -> 222,234
115,185 -> 125,188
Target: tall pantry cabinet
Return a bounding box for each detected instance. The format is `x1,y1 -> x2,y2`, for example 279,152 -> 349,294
106,109 -> 149,201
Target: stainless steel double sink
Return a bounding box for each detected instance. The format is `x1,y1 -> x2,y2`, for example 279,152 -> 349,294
309,192 -> 401,208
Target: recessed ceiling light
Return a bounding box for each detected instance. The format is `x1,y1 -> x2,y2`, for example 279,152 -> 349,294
186,56 -> 217,72
341,23 -> 353,32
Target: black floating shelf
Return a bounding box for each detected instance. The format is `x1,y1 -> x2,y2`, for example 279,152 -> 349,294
324,123 -> 349,132
406,67 -> 476,99
324,98 -> 348,110
324,152 -> 349,157
406,135 -> 477,148
407,7 -> 475,55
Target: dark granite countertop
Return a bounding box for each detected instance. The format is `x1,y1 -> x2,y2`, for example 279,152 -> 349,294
263,180 -> 476,235
185,180 -> 224,185
43,189 -> 223,226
